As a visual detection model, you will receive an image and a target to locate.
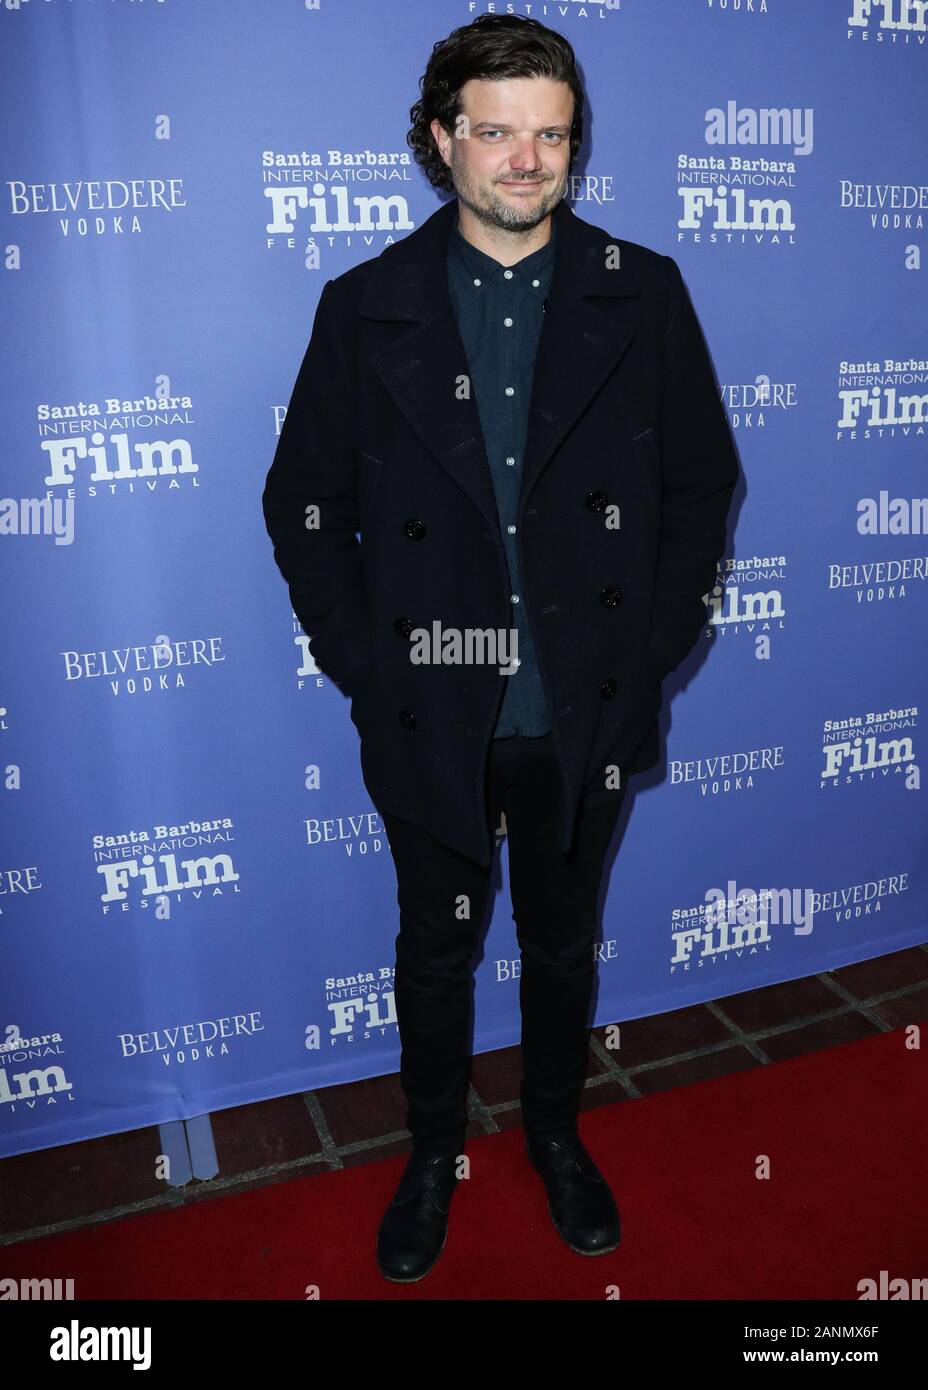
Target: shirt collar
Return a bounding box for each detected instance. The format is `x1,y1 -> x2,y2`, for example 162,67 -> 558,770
449,205 -> 556,283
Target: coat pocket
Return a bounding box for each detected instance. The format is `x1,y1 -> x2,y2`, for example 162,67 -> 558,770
644,639 -> 669,687
359,452 -> 386,528
632,427 -> 660,490
343,660 -> 374,732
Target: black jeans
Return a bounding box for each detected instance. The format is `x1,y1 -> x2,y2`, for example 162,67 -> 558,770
381,731 -> 627,1155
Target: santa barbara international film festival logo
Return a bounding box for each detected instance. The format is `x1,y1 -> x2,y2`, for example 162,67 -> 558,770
847,0 -> 928,46
675,101 -> 812,247
458,1 -> 629,25
292,611 -> 324,690
62,633 -> 225,699
0,1024 -> 72,1113
6,174 -> 186,243
272,602 -> 344,696
262,146 -> 415,254
708,551 -> 787,650
319,961 -> 398,1050
669,883 -> 814,975
820,704 -> 919,788
35,386 -> 199,502
93,817 -> 239,916
835,354 -> 928,442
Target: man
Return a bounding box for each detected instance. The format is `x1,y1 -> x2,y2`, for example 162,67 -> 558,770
262,14 -> 739,1283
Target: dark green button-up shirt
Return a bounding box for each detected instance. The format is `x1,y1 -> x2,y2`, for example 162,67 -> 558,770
446,211 -> 556,737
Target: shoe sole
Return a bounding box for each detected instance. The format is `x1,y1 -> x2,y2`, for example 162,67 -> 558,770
376,1226 -> 448,1283
549,1200 -> 621,1255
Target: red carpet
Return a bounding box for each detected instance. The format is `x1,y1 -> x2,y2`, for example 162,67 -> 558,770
4,1026 -> 926,1299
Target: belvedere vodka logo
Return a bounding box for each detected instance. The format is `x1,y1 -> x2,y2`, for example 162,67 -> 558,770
0,1026 -> 72,1112
93,817 -> 240,914
811,869 -> 909,922
821,706 -> 918,786
37,390 -> 199,498
0,864 -> 42,917
709,553 -> 788,645
839,178 -> 926,232
62,633 -> 225,698
118,1012 -> 264,1068
722,374 -> 798,431
321,963 -> 397,1048
495,937 -> 617,986
836,357 -> 928,440
847,0 -> 928,45
304,812 -> 385,857
704,1 -> 772,18
670,744 -> 785,795
826,555 -> 928,602
262,148 -> 414,253
676,101 -> 809,245
6,176 -> 186,241
566,171 -> 616,206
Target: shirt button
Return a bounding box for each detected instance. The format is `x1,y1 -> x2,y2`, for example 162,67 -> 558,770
511,594 -> 520,604
532,278 -> 540,287
507,524 -> 516,534
503,317 -> 513,327
506,456 -> 515,466
503,269 -> 513,279
505,386 -> 514,396
473,278 -> 481,286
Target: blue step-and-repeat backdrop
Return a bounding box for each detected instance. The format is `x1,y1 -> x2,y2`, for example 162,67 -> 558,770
1,0 -> 926,1160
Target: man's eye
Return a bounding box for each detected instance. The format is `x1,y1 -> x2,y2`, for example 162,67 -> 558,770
480,130 -> 563,142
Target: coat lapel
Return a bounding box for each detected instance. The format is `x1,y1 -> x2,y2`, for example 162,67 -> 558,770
360,196 -> 642,531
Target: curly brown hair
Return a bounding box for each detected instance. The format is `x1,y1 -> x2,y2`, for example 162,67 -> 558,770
407,14 -> 585,193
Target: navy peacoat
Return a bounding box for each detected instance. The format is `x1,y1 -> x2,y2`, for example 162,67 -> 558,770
262,196 -> 739,867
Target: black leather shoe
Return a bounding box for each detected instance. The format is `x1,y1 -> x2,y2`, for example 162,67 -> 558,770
525,1131 -> 621,1255
376,1149 -> 462,1282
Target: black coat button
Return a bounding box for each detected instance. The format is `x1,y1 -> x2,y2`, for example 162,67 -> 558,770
600,677 -> 617,699
585,491 -> 608,512
399,709 -> 417,729
393,616 -> 415,638
403,518 -> 426,539
599,584 -> 622,607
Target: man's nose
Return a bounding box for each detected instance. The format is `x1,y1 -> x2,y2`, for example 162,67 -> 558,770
506,139 -> 544,172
